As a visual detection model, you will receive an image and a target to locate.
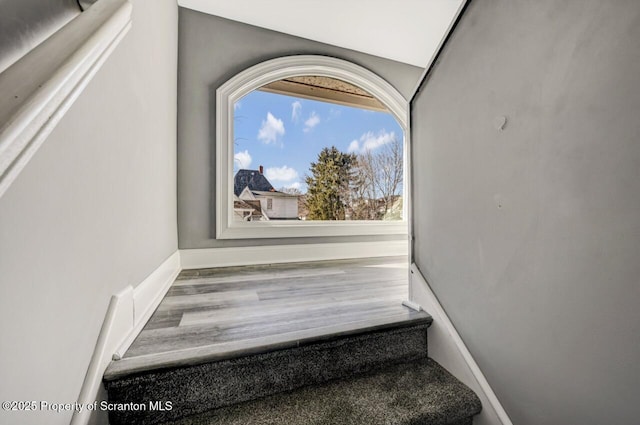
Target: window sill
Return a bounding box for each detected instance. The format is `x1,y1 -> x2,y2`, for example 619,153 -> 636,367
0,0 -> 132,199
217,220 -> 408,239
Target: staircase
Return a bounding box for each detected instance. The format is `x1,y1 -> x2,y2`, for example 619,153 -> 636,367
102,259 -> 482,424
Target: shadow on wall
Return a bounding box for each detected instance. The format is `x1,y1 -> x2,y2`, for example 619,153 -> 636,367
0,0 -> 83,73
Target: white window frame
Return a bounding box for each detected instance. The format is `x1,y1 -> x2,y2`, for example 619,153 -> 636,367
216,55 -> 410,239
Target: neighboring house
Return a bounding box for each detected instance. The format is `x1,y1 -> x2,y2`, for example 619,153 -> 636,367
234,167 -> 299,220
233,195 -> 263,221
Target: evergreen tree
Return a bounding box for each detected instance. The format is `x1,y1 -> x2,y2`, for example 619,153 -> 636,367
305,147 -> 356,220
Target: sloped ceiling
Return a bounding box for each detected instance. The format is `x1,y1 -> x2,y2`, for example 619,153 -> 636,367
177,0 -> 465,68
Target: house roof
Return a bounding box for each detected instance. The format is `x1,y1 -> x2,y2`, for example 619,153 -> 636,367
234,169 -> 275,196
244,200 -> 263,212
233,196 -> 263,219
233,198 -> 255,211
252,190 -> 299,198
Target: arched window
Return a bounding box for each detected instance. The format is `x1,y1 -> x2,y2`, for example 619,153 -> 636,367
216,55 -> 409,239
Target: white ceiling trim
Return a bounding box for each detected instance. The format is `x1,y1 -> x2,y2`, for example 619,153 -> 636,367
177,0 -> 464,68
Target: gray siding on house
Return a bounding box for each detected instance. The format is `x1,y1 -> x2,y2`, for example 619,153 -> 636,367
411,1 -> 640,424
0,1 -> 178,424
177,9 -> 422,249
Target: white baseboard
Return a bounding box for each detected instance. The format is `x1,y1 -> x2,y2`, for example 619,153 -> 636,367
71,250 -> 181,425
114,251 -> 182,359
180,240 -> 408,269
410,263 -> 513,425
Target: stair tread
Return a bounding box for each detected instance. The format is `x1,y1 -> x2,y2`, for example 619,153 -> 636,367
163,358 -> 481,425
104,310 -> 432,380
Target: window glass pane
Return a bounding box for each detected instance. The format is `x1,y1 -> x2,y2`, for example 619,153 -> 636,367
232,77 -> 403,222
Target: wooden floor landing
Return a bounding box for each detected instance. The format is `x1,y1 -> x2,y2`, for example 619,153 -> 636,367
105,256 -> 425,379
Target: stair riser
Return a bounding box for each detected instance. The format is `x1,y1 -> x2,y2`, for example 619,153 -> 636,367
105,324 -> 428,425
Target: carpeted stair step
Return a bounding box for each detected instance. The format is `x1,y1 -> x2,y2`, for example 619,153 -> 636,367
161,358 -> 482,425
104,314 -> 433,425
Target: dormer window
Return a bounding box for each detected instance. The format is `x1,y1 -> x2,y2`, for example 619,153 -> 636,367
216,56 -> 409,239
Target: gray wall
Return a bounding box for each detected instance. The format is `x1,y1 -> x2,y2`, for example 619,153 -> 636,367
0,0 -> 80,73
411,1 -> 640,424
0,0 -> 178,424
177,9 -> 422,249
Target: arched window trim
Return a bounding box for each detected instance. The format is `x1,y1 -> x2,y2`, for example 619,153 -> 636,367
216,55 -> 410,240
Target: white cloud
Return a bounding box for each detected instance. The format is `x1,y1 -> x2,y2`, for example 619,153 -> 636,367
291,101 -> 302,122
234,149 -> 252,169
347,140 -> 360,153
257,112 -> 285,144
286,181 -> 302,190
303,111 -> 320,133
265,165 -> 299,183
347,130 -> 396,153
234,101 -> 242,111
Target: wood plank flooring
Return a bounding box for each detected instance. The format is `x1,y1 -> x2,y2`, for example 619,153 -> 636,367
106,256 -> 418,378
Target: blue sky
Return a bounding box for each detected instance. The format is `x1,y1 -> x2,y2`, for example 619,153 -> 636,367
233,90 -> 403,193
